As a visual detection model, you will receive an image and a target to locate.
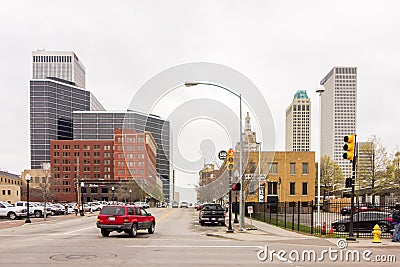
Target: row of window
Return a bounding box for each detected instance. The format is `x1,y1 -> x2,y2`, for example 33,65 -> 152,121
53,144 -> 112,151
0,178 -> 21,185
54,152 -> 113,158
116,169 -> 145,175
267,182 -> 308,196
33,55 -> 72,63
1,190 -> 18,196
269,162 -> 309,174
289,182 -> 309,195
115,136 -> 145,143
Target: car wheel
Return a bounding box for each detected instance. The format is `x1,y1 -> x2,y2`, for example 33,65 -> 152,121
220,222 -> 226,226
129,224 -> 138,238
379,223 -> 389,233
200,221 -> 205,226
336,223 -> 347,232
34,211 -> 42,218
51,211 -> 55,216
148,222 -> 155,234
101,229 -> 110,237
8,212 -> 17,220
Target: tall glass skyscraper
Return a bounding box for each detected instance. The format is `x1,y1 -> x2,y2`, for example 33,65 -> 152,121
320,66 -> 357,177
30,51 -> 104,169
32,50 -> 86,88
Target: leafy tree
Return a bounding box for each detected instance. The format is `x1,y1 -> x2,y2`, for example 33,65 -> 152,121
319,156 -> 344,200
357,136 -> 391,204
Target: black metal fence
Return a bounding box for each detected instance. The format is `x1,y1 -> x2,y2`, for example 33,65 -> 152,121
233,201 -> 397,238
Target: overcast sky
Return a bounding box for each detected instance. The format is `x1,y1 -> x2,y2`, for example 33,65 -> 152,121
1,0 -> 399,201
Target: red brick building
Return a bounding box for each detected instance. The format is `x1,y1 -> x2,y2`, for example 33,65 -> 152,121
50,140 -> 114,202
113,129 -> 157,181
49,129 -> 162,203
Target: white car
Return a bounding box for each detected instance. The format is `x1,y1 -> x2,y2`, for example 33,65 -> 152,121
134,202 -> 150,209
0,201 -> 27,220
15,201 -> 51,218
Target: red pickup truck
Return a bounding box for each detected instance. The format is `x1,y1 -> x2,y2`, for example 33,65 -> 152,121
96,205 -> 155,237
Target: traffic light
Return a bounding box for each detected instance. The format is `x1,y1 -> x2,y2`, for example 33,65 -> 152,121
343,134 -> 355,161
345,177 -> 354,188
227,149 -> 234,170
232,182 -> 241,191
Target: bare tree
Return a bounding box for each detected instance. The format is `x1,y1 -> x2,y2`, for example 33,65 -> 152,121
40,163 -> 53,220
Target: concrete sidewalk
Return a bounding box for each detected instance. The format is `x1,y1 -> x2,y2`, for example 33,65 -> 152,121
206,217 -> 400,249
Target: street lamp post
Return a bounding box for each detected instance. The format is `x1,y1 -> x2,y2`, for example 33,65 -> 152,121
80,182 -> 85,216
129,189 -> 132,204
25,173 -> 31,223
316,87 -> 325,226
185,81 -> 245,230
111,186 -> 115,204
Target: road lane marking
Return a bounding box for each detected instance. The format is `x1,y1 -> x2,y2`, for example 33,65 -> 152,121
126,245 -> 263,249
156,209 -> 178,223
63,226 -> 96,235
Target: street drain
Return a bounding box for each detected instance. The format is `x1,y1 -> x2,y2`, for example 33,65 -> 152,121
51,254 -> 117,261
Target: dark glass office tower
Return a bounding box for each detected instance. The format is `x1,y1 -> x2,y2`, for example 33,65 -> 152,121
30,79 -> 92,169
73,111 -> 171,202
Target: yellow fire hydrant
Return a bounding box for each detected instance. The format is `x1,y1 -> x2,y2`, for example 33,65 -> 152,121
372,224 -> 382,243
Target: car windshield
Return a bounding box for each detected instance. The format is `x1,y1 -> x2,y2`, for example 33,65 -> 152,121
100,206 -> 125,216
2,202 -> 12,207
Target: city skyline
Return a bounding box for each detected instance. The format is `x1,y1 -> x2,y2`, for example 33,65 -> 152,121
1,1 -> 400,177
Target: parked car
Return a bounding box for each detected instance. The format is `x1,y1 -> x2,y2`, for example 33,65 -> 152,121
172,202 -> 179,208
180,201 -> 189,208
341,205 -> 382,216
332,211 -> 392,233
134,202 -> 150,209
15,201 -> 51,218
48,204 -> 66,215
199,203 -> 226,226
88,202 -> 102,211
0,201 -> 27,220
96,205 -> 156,237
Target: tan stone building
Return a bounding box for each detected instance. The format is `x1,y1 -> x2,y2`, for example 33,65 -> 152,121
243,151 -> 316,203
0,171 -> 22,204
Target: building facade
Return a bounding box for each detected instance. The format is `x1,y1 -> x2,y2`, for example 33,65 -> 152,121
320,66 -> 357,177
30,51 -> 105,170
244,151 -> 316,203
0,171 -> 22,204
32,50 -> 86,88
49,139 -> 114,202
285,90 -> 311,151
73,111 -> 171,202
30,79 -> 92,169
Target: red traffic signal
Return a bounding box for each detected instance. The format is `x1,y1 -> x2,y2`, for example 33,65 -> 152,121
232,182 -> 241,191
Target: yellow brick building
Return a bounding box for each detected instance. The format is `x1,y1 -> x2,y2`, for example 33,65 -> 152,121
0,171 -> 22,204
243,151 -> 316,203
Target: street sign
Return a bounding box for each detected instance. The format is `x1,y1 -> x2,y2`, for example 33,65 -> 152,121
218,150 -> 227,160
247,206 -> 253,214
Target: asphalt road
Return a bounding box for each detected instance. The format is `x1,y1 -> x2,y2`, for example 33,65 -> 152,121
0,208 -> 399,266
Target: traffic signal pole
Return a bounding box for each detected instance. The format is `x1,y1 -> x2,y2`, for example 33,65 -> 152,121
227,169 -> 234,233
345,134 -> 357,241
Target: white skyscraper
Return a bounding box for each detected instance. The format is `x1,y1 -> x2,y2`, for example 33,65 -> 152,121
320,66 -> 357,177
32,50 -> 86,88
285,90 -> 311,151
